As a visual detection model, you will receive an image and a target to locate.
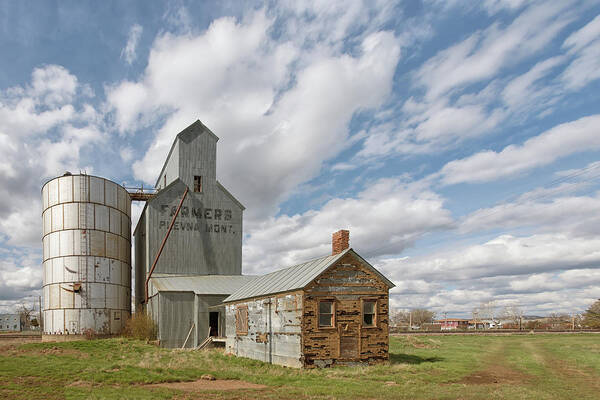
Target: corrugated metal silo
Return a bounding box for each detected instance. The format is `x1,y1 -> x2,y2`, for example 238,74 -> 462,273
41,174 -> 132,335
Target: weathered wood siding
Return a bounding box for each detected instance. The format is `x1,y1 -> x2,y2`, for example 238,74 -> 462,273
302,253 -> 390,367
225,292 -> 303,368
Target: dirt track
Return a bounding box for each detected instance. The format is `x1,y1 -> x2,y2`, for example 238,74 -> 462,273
392,330 -> 600,336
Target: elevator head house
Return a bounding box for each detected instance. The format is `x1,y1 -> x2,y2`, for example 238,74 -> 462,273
223,230 -> 395,368
134,120 -> 251,348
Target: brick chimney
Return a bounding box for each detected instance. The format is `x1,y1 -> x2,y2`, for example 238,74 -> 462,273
332,230 -> 350,255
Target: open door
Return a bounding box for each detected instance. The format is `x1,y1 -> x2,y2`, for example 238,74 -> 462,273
209,312 -> 219,337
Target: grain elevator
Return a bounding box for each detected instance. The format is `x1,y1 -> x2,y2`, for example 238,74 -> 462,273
134,120 -> 252,348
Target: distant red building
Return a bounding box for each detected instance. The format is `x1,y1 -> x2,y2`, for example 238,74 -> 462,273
437,318 -> 469,330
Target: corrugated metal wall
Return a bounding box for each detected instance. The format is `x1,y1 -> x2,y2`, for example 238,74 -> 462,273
225,293 -> 303,368
195,294 -> 228,344
42,174 -> 131,335
158,292 -> 195,348
134,123 -> 245,347
134,123 -> 244,312
157,140 -> 179,190
144,179 -> 243,276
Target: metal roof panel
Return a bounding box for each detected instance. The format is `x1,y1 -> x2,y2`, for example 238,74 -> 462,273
223,250 -> 350,302
150,275 -> 257,295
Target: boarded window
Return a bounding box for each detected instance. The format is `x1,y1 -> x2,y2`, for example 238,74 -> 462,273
194,176 -> 202,192
235,305 -> 248,335
319,301 -> 334,327
363,300 -> 376,327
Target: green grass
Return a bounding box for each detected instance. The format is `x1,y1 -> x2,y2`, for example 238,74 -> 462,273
1,334 -> 599,399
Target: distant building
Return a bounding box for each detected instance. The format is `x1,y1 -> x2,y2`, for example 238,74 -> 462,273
0,314 -> 21,332
468,319 -> 505,329
437,318 -> 469,330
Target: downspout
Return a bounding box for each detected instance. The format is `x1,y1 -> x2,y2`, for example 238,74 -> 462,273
144,186 -> 189,304
268,299 -> 273,364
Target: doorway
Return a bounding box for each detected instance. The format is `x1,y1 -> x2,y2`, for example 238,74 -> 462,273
339,323 -> 359,359
209,312 -> 219,337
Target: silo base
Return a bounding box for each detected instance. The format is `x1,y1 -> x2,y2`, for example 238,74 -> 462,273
42,334 -> 117,342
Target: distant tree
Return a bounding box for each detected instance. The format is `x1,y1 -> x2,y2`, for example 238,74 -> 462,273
390,308 -> 435,329
475,301 -> 497,321
583,299 -> 600,328
390,309 -> 409,327
410,309 -> 436,326
525,319 -> 543,330
501,304 -> 524,327
573,313 -> 584,329
18,302 -> 34,330
548,313 -> 571,329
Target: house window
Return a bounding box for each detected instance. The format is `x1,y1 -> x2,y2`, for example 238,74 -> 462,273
194,175 -> 202,192
319,301 -> 334,327
362,300 -> 377,327
235,305 -> 248,335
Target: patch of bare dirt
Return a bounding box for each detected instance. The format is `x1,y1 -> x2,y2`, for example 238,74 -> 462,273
0,342 -> 89,358
458,363 -> 531,385
0,337 -> 40,353
37,346 -> 89,357
405,336 -> 440,349
68,380 -> 95,388
148,379 -> 267,392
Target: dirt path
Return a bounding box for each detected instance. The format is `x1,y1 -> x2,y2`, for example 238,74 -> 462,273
456,340 -> 532,385
147,379 -> 267,391
522,339 -> 600,391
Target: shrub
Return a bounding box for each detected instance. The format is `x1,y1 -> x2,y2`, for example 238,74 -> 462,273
583,299 -> 600,328
83,328 -> 97,339
122,312 -> 157,341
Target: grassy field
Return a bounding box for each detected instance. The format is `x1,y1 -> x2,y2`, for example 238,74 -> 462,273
0,334 -> 599,399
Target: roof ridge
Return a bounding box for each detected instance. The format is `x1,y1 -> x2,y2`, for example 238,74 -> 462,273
223,249 -> 352,303
259,250 -> 345,276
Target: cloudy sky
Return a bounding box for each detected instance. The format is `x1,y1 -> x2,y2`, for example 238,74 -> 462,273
1,0 -> 599,318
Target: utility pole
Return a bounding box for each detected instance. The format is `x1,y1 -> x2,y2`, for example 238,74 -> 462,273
39,296 -> 42,332
409,311 -> 412,330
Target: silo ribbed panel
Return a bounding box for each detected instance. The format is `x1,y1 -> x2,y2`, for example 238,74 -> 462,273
41,175 -> 131,335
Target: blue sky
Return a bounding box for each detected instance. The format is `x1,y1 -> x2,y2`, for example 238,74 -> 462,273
1,0 -> 600,318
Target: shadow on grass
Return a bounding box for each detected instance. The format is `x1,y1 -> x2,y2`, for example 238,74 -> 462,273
390,354 -> 444,364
